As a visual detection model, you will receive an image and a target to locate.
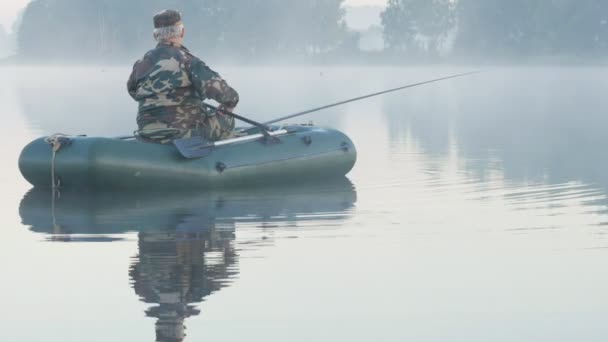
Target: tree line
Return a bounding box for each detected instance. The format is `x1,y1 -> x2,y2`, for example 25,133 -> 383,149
17,0 -> 351,61
382,0 -> 608,59
14,0 -> 608,61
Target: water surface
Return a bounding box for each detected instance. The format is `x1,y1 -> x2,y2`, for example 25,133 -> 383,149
1,65 -> 607,341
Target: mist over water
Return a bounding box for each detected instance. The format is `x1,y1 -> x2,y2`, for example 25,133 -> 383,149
2,65 -> 608,341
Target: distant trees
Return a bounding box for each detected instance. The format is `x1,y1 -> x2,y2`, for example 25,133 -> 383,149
454,0 -> 537,57
15,0 -> 608,61
453,0 -> 608,57
381,0 -> 455,57
382,0 -> 608,59
200,0 -> 348,56
17,0 -> 137,59
527,0 -> 608,56
16,0 -> 350,61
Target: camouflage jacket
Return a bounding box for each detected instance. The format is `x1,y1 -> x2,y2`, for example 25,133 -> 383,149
127,42 -> 239,128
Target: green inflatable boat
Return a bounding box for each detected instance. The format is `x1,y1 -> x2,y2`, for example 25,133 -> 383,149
19,124 -> 356,190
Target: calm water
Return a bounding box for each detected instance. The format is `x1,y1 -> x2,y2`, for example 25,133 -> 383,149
1,65 -> 608,341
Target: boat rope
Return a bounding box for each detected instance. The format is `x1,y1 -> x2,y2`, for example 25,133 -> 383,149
44,133 -> 72,190
51,184 -> 61,233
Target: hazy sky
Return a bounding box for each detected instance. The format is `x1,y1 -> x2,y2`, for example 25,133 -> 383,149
0,0 -> 388,32
0,0 -> 29,32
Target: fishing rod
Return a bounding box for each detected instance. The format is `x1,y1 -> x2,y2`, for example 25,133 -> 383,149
118,102 -> 272,140
259,70 -> 481,126
202,103 -> 271,134
171,71 -> 480,158
121,70 -> 480,140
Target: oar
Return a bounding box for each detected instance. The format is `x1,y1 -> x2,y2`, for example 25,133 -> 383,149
171,103 -> 277,158
173,129 -> 289,159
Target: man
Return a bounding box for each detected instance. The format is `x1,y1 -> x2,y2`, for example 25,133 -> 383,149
127,10 -> 239,143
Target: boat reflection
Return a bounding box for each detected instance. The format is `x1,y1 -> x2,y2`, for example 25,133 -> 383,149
20,178 -> 356,236
19,179 -> 356,342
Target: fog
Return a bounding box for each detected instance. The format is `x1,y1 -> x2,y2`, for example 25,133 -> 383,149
3,2 -> 608,342
0,24 -> 15,58
3,0 -> 608,65
4,62 -> 608,341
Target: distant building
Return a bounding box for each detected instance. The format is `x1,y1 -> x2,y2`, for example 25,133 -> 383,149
344,5 -> 385,52
344,5 -> 383,31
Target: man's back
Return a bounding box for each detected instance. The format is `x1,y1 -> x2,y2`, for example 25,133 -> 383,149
128,10 -> 239,142
128,42 -> 207,127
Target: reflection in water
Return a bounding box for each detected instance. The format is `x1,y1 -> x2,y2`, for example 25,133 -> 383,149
130,228 -> 237,342
7,66 -> 608,341
382,68 -> 608,213
19,179 -> 356,342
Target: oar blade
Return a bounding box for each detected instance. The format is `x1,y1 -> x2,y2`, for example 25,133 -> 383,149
173,136 -> 213,159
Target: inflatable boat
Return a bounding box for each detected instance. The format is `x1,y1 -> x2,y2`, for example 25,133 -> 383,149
18,124 -> 356,190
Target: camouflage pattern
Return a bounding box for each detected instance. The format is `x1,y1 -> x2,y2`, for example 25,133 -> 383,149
127,42 -> 239,142
138,114 -> 235,145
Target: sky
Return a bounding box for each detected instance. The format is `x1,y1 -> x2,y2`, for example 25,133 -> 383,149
0,0 -> 388,33
0,0 -> 29,32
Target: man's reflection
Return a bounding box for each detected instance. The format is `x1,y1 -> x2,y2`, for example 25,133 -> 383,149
130,223 -> 237,342
19,178 -> 356,341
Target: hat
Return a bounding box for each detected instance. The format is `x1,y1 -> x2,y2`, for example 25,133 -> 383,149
153,10 -> 182,28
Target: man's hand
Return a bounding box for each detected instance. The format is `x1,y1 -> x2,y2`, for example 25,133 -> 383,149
217,105 -> 235,116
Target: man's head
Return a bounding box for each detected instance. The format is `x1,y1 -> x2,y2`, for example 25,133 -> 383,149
153,10 -> 185,44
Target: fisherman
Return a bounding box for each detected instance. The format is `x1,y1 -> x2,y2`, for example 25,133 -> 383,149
127,9 -> 239,143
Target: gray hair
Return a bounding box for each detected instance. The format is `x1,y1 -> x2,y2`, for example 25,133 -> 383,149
153,23 -> 184,42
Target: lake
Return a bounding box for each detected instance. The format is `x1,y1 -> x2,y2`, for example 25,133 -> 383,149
1,65 -> 607,341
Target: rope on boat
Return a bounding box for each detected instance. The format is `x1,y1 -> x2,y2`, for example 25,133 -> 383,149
43,134 -> 70,235
44,133 -> 71,191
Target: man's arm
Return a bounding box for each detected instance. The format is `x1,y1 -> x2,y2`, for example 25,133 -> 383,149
189,58 -> 239,108
127,61 -> 139,100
